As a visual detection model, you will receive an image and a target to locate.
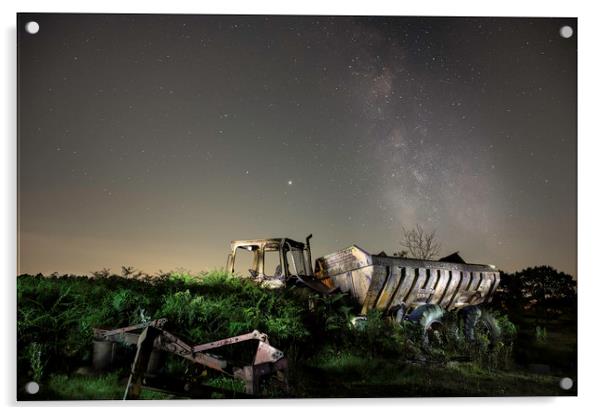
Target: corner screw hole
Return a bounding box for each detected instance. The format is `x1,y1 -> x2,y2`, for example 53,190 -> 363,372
559,26 -> 573,39
25,381 -> 39,394
559,377 -> 573,390
25,21 -> 40,35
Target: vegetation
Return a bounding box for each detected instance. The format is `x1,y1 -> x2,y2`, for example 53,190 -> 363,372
492,266 -> 577,378
17,267 -> 575,399
494,266 -> 577,322
46,373 -> 167,400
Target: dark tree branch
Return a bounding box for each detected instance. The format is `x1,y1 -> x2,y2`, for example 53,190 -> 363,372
398,224 -> 441,260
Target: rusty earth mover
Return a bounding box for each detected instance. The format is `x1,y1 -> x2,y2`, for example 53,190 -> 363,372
226,234 -> 502,344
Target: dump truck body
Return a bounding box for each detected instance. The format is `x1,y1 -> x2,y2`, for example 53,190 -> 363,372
315,245 -> 500,315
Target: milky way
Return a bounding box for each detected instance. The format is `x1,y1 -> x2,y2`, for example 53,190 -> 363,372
18,14 -> 577,276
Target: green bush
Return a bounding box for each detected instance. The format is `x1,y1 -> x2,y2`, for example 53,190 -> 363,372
26,342 -> 45,383
17,271 -> 311,381
17,271 -> 525,398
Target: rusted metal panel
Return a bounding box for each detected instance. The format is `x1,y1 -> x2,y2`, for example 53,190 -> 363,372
445,270 -> 463,308
193,330 -> 263,353
423,269 -> 439,301
124,326 -> 160,400
486,272 -> 501,303
477,272 -> 494,301
449,271 -> 474,309
404,268 -> 426,305
388,267 -> 413,308
439,269 -> 461,308
450,271 -> 488,309
350,268 -> 373,305
468,271 -> 483,292
479,272 -> 498,301
317,245 -> 500,315
253,340 -> 285,365
94,319 -> 288,397
374,266 -> 403,311
360,266 -> 388,314
228,237 -> 317,289
94,319 -> 167,340
316,245 -> 372,276
430,269 -> 450,305
332,271 -> 353,295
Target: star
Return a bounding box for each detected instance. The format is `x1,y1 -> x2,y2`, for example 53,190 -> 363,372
17,14 -> 577,279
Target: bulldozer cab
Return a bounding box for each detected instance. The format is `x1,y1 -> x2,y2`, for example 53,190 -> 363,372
226,235 -> 314,279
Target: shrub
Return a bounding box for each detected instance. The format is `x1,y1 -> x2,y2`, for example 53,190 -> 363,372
26,342 -> 45,383
17,271 -> 523,397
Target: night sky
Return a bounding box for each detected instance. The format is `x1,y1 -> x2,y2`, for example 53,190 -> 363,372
17,14 -> 577,276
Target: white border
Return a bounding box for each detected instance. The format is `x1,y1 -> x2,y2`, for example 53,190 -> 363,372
3,1 -> 601,413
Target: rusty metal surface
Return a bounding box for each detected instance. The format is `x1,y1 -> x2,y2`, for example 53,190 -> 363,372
226,237 -> 311,278
124,326 -> 161,399
93,319 -> 288,396
253,340 -> 285,365
155,329 -> 228,373
193,330 -> 264,353
93,318 -> 167,340
226,236 -> 333,294
315,245 -> 500,314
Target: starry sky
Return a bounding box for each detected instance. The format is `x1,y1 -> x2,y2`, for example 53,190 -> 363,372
17,14 -> 577,277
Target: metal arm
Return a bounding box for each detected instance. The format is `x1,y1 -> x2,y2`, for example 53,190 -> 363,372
93,318 -> 287,397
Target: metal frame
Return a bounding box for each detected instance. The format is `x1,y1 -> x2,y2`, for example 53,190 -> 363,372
93,319 -> 288,398
226,237 -> 309,278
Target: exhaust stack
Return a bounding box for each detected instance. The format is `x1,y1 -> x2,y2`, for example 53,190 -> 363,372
305,234 -> 313,275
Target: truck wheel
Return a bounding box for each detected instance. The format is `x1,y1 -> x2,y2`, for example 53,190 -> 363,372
407,304 -> 445,346
476,309 -> 501,346
460,305 -> 481,342
461,306 -> 500,346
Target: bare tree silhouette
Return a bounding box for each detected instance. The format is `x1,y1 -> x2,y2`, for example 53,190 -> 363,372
396,225 -> 441,260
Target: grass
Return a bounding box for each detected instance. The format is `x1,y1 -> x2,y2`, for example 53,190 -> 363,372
299,351 -> 571,398
47,373 -> 127,400
17,271 -> 576,399
511,314 -> 577,377
49,373 -> 168,400
19,371 -> 168,400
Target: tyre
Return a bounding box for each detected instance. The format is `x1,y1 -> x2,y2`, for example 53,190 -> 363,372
407,304 -> 445,346
476,309 -> 501,345
461,306 -> 501,346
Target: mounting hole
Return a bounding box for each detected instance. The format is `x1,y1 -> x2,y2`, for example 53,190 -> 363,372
25,381 -> 39,394
25,21 -> 40,35
559,377 -> 573,390
559,25 -> 573,39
